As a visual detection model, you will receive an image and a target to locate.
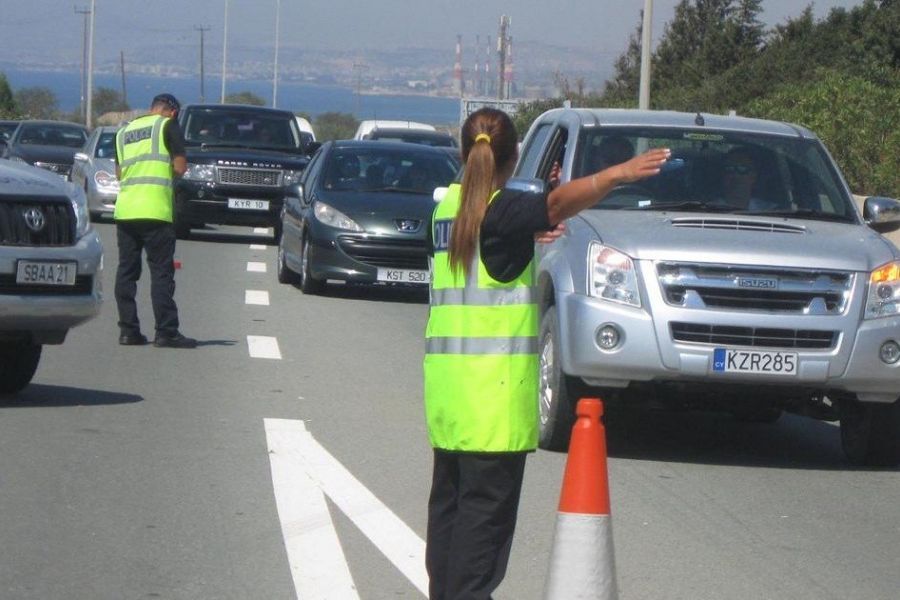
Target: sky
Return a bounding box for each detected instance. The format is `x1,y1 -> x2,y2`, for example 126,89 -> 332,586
0,0 -> 866,65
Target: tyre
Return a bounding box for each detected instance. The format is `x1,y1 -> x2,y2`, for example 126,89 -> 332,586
840,398 -> 900,467
0,342 -> 42,394
273,222 -> 283,244
276,236 -> 299,284
538,306 -> 580,451
299,234 -> 325,294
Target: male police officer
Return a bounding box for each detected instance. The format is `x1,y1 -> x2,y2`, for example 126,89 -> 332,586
114,93 -> 196,348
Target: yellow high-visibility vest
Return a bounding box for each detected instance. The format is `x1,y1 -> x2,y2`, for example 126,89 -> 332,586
424,183 -> 539,452
114,114 -> 174,222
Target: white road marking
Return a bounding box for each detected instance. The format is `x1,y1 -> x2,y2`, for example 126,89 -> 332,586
247,335 -> 282,359
247,261 -> 267,273
254,227 -> 270,234
245,290 -> 270,306
250,244 -> 267,250
265,419 -> 360,599
264,418 -> 429,597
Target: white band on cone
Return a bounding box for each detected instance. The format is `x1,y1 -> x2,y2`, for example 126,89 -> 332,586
544,513 -> 617,600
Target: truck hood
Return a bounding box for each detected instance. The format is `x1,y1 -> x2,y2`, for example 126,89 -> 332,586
0,160 -> 72,199
577,210 -> 898,272
184,145 -> 308,170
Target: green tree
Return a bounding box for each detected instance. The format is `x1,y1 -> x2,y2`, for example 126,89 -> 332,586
313,112 -> 358,141
92,87 -> 130,119
225,91 -> 265,106
14,86 -> 59,119
0,72 -> 18,118
744,69 -> 900,197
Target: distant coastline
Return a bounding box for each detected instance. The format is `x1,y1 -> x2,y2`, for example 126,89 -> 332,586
1,66 -> 463,127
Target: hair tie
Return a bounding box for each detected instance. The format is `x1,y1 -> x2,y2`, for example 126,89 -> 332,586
474,133 -> 491,145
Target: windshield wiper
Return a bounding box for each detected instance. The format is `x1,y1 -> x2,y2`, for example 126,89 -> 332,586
743,209 -> 856,223
378,185 -> 426,194
622,200 -> 736,212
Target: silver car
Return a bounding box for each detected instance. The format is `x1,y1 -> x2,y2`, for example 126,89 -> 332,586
71,125 -> 120,218
514,108 -> 900,466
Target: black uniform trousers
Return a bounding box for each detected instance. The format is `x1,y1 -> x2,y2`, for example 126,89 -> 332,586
426,449 -> 527,600
114,219 -> 180,337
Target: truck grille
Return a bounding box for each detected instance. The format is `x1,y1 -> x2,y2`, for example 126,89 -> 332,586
337,235 -> 428,269
671,322 -> 837,349
0,199 -> 75,246
217,167 -> 282,187
657,262 -> 852,315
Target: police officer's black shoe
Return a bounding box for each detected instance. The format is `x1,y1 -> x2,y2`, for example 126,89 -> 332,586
119,332 -> 148,346
153,332 -> 198,349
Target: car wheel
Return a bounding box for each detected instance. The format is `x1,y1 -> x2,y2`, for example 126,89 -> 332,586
0,342 -> 42,394
276,235 -> 299,285
299,234 -> 325,295
273,222 -> 283,244
538,306 -> 580,451
840,398 -> 900,467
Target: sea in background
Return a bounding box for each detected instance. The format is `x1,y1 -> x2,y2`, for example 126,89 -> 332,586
1,67 -> 462,128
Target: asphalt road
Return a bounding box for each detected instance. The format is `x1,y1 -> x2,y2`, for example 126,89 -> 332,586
0,221 -> 897,600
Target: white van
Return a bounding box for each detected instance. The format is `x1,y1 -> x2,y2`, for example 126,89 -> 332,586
353,119 -> 435,140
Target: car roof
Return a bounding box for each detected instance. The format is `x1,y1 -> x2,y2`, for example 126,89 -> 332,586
14,119 -> 88,129
538,108 -> 816,139
330,139 -> 459,155
182,104 -> 296,118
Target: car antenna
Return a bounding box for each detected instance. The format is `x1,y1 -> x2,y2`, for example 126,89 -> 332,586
694,113 -> 705,127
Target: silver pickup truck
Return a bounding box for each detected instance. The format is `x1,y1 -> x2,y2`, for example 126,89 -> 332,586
514,108 -> 900,466
0,159 -> 103,393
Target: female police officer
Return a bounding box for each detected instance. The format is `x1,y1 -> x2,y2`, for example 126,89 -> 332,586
423,107 -> 668,600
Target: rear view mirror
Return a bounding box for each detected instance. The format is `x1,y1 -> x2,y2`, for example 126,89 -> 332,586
433,186 -> 448,203
74,152 -> 89,162
864,196 -> 900,234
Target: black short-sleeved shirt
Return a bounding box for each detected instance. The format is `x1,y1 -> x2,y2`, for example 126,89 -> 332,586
430,187 -> 551,283
114,118 -> 186,164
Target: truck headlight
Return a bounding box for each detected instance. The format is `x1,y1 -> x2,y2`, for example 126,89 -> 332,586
67,181 -> 91,238
282,169 -> 302,185
587,242 -> 641,307
865,261 -> 900,318
314,201 -> 364,232
183,163 -> 215,182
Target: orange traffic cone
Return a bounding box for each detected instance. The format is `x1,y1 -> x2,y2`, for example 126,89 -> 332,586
543,398 -> 618,600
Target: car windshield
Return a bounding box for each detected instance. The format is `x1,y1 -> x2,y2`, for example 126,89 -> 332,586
95,132 -> 117,158
17,124 -> 87,148
182,108 -> 300,150
576,127 -> 857,222
323,146 -> 460,194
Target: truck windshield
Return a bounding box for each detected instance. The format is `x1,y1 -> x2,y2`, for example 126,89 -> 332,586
576,127 -> 856,221
182,108 -> 300,151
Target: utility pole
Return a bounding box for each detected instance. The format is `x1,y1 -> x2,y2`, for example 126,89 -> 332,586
195,25 -> 210,103
119,50 -> 127,109
639,0 -> 653,110
86,0 -> 96,128
221,0 -> 229,103
496,15 -> 510,100
352,62 -> 365,117
272,0 -> 281,108
75,5 -> 91,124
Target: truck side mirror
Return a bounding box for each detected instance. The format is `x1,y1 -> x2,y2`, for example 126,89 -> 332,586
864,196 -> 900,234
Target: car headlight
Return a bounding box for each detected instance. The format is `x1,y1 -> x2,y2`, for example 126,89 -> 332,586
283,169 -> 302,186
94,169 -> 120,192
183,163 -> 215,182
67,181 -> 91,238
313,201 -> 364,232
587,242 -> 641,307
865,261 -> 900,318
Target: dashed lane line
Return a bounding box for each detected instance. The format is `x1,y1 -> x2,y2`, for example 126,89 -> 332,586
247,261 -> 267,273
247,335 -> 282,359
265,419 -> 359,599
245,290 -> 270,306
254,227 -> 270,234
264,418 -> 428,598
250,243 -> 268,250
